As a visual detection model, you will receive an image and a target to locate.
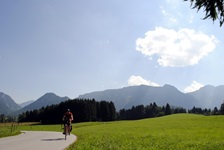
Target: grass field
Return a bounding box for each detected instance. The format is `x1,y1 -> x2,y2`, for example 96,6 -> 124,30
1,114 -> 224,149
67,114 -> 224,150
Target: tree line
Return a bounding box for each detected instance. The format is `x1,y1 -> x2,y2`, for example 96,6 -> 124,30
117,103 -> 186,120
118,102 -> 224,120
18,99 -> 116,124
0,114 -> 16,123
188,103 -> 224,115
18,100 -> 186,123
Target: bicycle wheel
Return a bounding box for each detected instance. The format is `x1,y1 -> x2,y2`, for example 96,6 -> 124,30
64,125 -> 68,140
68,125 -> 71,135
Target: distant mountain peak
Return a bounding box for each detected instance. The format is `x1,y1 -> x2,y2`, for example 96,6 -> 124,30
41,92 -> 57,97
162,84 -> 180,92
0,92 -> 21,114
13,93 -> 70,115
163,84 -> 177,88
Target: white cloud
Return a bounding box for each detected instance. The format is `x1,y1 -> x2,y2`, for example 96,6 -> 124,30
136,27 -> 218,67
128,75 -> 160,87
184,81 -> 204,93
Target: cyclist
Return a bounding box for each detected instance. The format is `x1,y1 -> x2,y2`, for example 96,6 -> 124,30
62,109 -> 73,134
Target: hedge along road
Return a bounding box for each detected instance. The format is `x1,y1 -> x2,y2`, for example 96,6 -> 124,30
0,131 -> 77,150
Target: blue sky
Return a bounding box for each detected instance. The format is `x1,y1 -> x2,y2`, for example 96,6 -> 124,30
1,0 -> 224,103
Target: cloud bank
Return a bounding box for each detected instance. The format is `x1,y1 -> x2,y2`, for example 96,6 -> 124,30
136,27 -> 218,67
184,81 -> 204,93
128,75 -> 160,87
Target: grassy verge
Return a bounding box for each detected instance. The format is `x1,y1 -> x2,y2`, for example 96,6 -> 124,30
0,122 -> 36,138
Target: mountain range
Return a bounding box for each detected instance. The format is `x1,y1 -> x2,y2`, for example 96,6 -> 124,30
78,84 -> 199,110
78,84 -> 224,110
1,84 -> 224,115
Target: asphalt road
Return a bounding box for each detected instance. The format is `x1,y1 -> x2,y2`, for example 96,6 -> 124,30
0,131 -> 77,150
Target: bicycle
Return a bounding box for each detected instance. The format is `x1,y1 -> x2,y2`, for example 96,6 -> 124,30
63,120 -> 71,140
64,124 -> 70,140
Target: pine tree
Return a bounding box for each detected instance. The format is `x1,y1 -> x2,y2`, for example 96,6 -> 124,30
165,103 -> 172,115
219,103 -> 224,115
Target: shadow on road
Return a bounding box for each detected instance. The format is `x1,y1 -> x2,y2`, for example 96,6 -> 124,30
41,138 -> 65,141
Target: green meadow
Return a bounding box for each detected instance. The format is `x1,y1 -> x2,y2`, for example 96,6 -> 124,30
69,114 -> 224,150
1,114 -> 224,150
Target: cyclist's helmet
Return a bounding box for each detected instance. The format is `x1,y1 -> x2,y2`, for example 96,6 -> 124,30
67,109 -> 70,112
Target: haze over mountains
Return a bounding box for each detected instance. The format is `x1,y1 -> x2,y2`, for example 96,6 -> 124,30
187,85 -> 224,109
1,84 -> 224,115
78,84 -> 224,110
19,100 -> 35,108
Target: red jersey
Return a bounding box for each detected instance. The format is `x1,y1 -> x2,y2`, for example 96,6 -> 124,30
64,111 -> 73,122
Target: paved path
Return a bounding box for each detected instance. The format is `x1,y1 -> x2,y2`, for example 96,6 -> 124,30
0,131 -> 77,150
